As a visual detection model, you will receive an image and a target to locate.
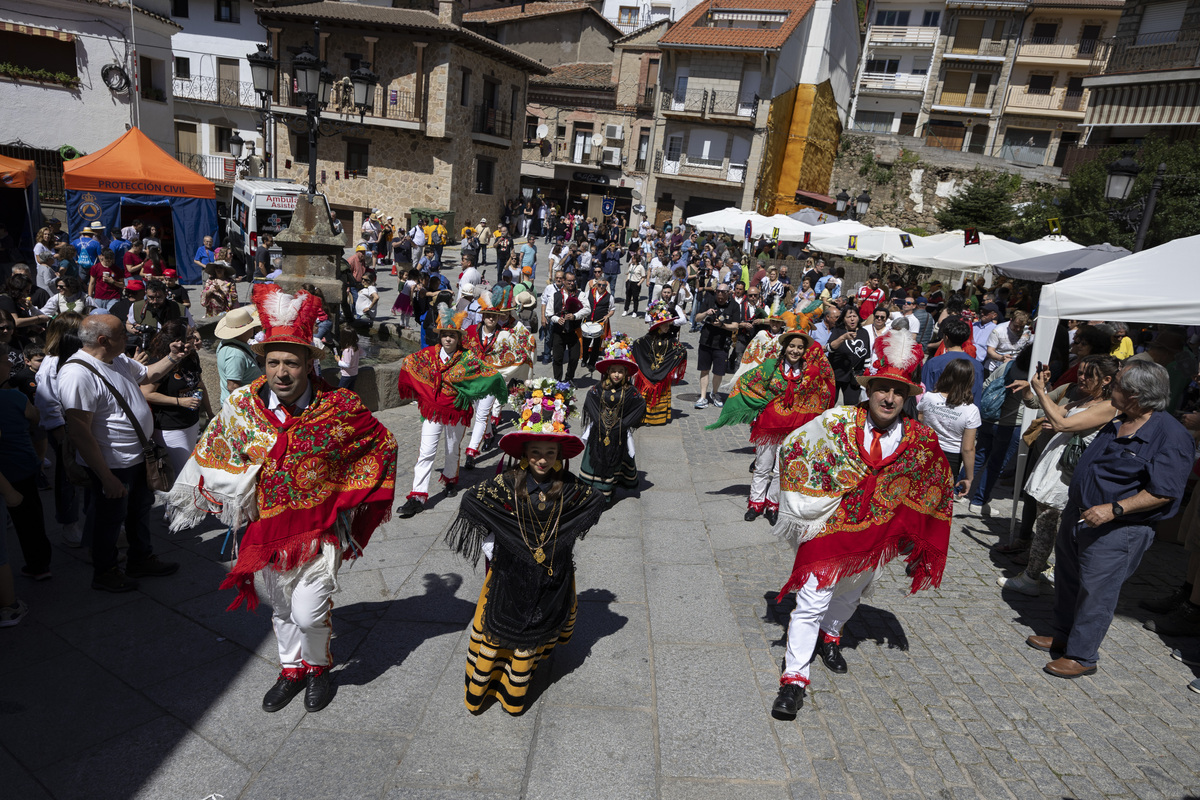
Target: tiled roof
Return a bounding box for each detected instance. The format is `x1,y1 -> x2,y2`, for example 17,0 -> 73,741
614,17 -> 670,47
658,0 -> 815,51
77,0 -> 180,28
464,2 -> 599,25
530,62 -> 614,88
256,1 -> 550,73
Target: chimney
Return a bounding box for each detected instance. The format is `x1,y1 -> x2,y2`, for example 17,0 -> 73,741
438,0 -> 461,26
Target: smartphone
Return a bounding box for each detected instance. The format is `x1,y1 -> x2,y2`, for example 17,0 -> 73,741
1036,361 -> 1044,374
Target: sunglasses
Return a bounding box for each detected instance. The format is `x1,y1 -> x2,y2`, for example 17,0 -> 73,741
903,300 -> 915,305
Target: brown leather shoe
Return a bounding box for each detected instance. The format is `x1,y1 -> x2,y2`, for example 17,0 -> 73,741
1043,657 -> 1097,679
1025,635 -> 1066,653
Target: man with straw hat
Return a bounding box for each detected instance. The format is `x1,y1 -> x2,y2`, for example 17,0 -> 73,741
769,329 -> 953,719
462,286 -> 535,469
708,315 -> 835,525
166,284 -> 397,714
214,305 -> 262,405
396,303 -> 508,518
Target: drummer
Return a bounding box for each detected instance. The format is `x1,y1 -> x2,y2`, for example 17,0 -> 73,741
579,271 -> 616,375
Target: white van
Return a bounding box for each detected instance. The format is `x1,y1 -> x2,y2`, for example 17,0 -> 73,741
228,179 -> 307,271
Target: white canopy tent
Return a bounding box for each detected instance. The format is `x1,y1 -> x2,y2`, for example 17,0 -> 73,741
1005,235 -> 1200,538
993,243 -> 1131,283
788,208 -> 835,226
809,225 -> 925,259
890,232 -> 1036,270
1021,235 -> 1085,256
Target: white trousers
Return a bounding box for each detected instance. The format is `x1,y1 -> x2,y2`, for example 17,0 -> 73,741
261,564 -> 335,668
412,419 -> 465,497
466,395 -> 500,455
749,443 -> 780,509
156,423 -> 200,480
782,571 -> 873,683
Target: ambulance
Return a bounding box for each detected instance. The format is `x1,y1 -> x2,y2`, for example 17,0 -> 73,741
227,179 -> 309,271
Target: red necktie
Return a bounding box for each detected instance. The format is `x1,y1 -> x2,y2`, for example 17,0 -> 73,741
869,429 -> 884,463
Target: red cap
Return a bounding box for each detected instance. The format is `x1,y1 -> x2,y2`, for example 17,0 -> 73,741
162,268 -> 178,277
126,280 -> 146,292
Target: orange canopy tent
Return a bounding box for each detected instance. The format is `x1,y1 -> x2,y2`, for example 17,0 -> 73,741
63,128 -> 218,282
0,153 -> 42,260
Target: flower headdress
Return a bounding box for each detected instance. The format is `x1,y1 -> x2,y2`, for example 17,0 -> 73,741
595,332 -> 639,376
497,377 -> 584,459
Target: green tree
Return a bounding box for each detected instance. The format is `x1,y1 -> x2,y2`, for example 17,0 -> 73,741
1014,137 -> 1200,249
934,175 -> 1017,236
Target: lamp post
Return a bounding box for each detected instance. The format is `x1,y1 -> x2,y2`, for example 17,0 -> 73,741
835,188 -> 871,221
1105,150 -> 1166,253
246,23 -> 378,196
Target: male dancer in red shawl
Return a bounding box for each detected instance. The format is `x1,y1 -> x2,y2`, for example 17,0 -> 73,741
167,285 -> 397,713
396,304 -> 508,518
770,331 -> 953,718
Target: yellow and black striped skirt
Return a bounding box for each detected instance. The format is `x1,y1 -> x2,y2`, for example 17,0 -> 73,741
464,574 -> 576,714
642,387 -> 672,426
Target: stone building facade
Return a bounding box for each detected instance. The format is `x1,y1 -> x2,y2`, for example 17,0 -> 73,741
257,0 -> 547,240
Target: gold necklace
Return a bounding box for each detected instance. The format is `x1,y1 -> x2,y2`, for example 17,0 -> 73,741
600,386 -> 625,446
516,487 -> 563,575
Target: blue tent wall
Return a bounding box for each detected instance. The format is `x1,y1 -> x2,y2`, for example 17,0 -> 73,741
65,190 -> 217,284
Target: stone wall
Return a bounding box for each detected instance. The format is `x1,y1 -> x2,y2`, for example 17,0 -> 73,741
825,133 -> 1059,232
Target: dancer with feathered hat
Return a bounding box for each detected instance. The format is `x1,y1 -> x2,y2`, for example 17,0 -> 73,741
445,379 -> 605,714
630,302 -> 687,426
396,303 -> 508,518
708,319 -> 835,524
462,286 -> 535,469
578,334 -> 646,504
166,284 -> 398,714
769,329 -> 952,719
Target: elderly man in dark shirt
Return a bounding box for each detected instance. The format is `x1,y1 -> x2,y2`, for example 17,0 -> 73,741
1027,360 -> 1194,679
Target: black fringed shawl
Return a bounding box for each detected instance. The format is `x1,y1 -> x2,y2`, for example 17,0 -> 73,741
582,383 -> 646,474
446,471 -> 605,650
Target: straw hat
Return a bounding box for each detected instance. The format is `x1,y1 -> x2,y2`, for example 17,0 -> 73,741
215,305 -> 262,340
515,290 -> 537,309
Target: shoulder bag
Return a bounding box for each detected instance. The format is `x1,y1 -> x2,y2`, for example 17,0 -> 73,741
63,358 -> 176,492
1057,432 -> 1085,475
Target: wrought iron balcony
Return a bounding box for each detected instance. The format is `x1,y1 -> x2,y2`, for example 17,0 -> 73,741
275,81 -> 421,123
1016,38 -> 1100,61
474,105 -> 513,138
1090,29 -> 1200,75
653,150 -> 746,183
176,152 -> 237,184
173,75 -> 257,108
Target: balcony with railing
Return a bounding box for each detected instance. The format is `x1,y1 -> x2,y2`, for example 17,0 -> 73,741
1090,29 -> 1200,75
473,105 -> 514,139
653,150 -> 746,184
867,25 -> 940,47
1016,38 -> 1100,64
605,14 -> 656,34
275,81 -> 422,125
637,85 -> 656,110
1004,85 -> 1087,115
933,89 -> 991,110
946,37 -> 1013,60
660,87 -> 756,121
176,152 -> 237,184
858,72 -> 928,94
173,75 -> 257,108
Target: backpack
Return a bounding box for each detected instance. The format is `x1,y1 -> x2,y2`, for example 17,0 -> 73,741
980,361 -> 1013,422
431,227 -> 443,245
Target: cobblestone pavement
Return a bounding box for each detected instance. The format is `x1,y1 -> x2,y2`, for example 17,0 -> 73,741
3,260 -> 1198,799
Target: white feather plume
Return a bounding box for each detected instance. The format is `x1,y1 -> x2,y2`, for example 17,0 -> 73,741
261,290 -> 304,329
882,328 -> 919,370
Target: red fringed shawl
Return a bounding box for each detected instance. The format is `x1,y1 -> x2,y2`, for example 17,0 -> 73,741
216,378 -> 397,610
776,406 -> 952,598
396,344 -> 508,426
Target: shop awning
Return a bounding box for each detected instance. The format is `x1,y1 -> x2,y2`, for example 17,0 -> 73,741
0,22 -> 74,41
1083,81 -> 1200,127
0,153 -> 36,189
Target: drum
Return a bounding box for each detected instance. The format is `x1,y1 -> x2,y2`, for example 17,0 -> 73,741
581,321 -> 604,339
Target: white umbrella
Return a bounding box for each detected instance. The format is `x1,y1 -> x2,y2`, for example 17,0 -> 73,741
685,207 -> 745,235
809,225 -> 925,259
993,243 -> 1131,283
788,208 -> 835,226
891,233 -> 1035,269
1021,235 -> 1085,255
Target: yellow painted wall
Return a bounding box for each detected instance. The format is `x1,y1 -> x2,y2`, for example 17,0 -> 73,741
757,80 -> 842,216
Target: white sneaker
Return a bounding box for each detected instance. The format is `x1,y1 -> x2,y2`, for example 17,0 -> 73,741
62,522 -> 83,548
0,599 -> 29,628
712,394 -> 724,408
997,572 -> 1043,596
694,396 -> 709,409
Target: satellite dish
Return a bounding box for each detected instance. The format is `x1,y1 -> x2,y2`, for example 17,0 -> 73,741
536,124 -> 548,138
591,133 -> 604,146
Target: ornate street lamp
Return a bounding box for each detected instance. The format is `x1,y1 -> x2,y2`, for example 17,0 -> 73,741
835,188 -> 850,214
855,190 -> 871,218
1104,151 -> 1141,202
247,44 -> 277,101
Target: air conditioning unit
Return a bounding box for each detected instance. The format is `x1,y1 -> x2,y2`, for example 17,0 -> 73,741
601,146 -> 622,166
605,123 -> 624,140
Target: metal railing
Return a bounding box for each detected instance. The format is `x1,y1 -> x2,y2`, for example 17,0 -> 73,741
1016,38 -> 1100,60
653,150 -> 746,183
176,152 -> 236,184
935,90 -> 991,108
998,142 -> 1048,167
605,14 -> 656,34
709,89 -> 756,117
1090,29 -> 1200,74
1005,85 -> 1086,113
473,104 -> 513,138
172,75 -> 257,107
859,72 -> 928,92
0,142 -> 65,201
276,81 -> 422,123
947,38 -> 1012,58
634,156 -> 648,172
661,87 -> 708,113
867,25 -> 940,47
638,86 -> 656,108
